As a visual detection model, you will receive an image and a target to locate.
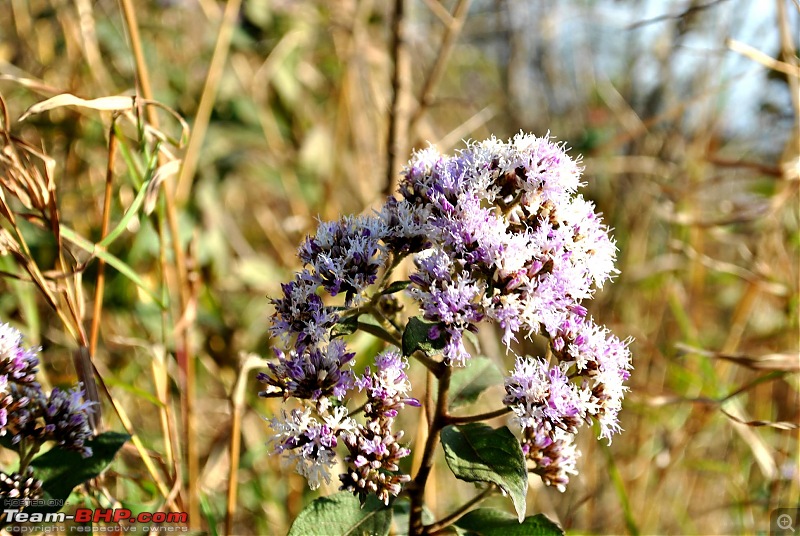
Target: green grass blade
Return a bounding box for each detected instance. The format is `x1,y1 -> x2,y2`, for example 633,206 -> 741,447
59,225 -> 164,308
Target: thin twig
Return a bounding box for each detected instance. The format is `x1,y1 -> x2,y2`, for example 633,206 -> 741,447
408,0 -> 472,139
426,484 -> 495,534
626,0 -> 728,31
726,38 -> 800,78
88,118 -> 117,358
445,406 -> 511,425
408,366 -> 451,535
356,321 -> 402,347
384,0 -> 411,197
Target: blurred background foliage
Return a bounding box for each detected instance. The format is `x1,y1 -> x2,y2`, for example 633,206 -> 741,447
0,0 -> 798,534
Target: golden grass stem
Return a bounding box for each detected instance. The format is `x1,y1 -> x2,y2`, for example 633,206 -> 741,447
88,121 -> 116,357
174,0 -> 243,205
119,0 -> 198,525
96,362 -> 176,507
152,347 -> 176,476
225,354 -> 270,536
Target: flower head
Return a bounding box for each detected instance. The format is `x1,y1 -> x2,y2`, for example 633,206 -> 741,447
3,383 -> 96,457
0,467 -> 43,503
299,216 -> 387,305
270,271 -> 339,350
261,132 -> 630,498
341,351 -> 417,504
355,350 -> 419,418
41,385 -> 96,457
554,315 -> 633,442
0,323 -> 40,387
522,428 -> 580,492
258,339 -> 355,401
504,357 -> 585,435
269,406 -> 355,490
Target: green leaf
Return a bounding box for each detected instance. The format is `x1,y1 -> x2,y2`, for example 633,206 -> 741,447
26,432 -> 130,513
96,177 -> 152,249
382,280 -> 410,295
288,491 -> 392,536
454,509 -> 563,536
440,424 -> 527,522
0,434 -> 19,453
402,316 -> 446,357
332,315 -> 360,338
58,225 -> 164,307
449,357 -> 503,409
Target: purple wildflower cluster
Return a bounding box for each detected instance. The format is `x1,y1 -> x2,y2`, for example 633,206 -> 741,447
392,134 -> 619,362
264,350 -> 416,502
341,351 -> 419,504
0,323 -> 96,458
260,211 -> 418,504
259,132 -> 631,500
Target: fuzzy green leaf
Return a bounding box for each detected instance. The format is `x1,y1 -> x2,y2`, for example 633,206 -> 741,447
440,424 -> 527,522
402,316 -> 446,357
454,508 -> 563,536
382,280 -> 411,295
332,314 -> 360,338
449,357 -> 503,409
20,432 -> 130,514
288,491 -> 392,536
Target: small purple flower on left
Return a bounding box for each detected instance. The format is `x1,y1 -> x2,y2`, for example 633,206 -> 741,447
0,322 -> 95,457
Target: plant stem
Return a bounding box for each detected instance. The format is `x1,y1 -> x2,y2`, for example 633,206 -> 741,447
426,484 -> 495,534
384,0 -> 410,197
408,365 -> 451,535
366,304 -> 403,341
444,406 -> 511,425
411,350 -> 446,377
356,321 -> 402,347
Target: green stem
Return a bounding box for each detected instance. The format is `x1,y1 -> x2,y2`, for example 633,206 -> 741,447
376,251 -> 405,291
17,439 -> 42,473
365,304 -> 403,341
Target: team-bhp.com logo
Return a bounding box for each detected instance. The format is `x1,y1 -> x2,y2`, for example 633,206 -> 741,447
3,506 -> 188,533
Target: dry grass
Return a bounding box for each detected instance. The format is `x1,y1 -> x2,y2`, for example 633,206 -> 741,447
0,1 -> 797,534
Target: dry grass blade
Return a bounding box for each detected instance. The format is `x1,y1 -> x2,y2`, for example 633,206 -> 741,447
18,93 -> 136,121
676,343 -> 800,372
144,159 -> 182,215
726,38 -> 800,78
0,73 -> 63,95
714,352 -> 800,372
721,409 -> 800,430
13,89 -> 189,151
0,105 -> 56,215
174,0 -> 243,205
226,353 -> 272,535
